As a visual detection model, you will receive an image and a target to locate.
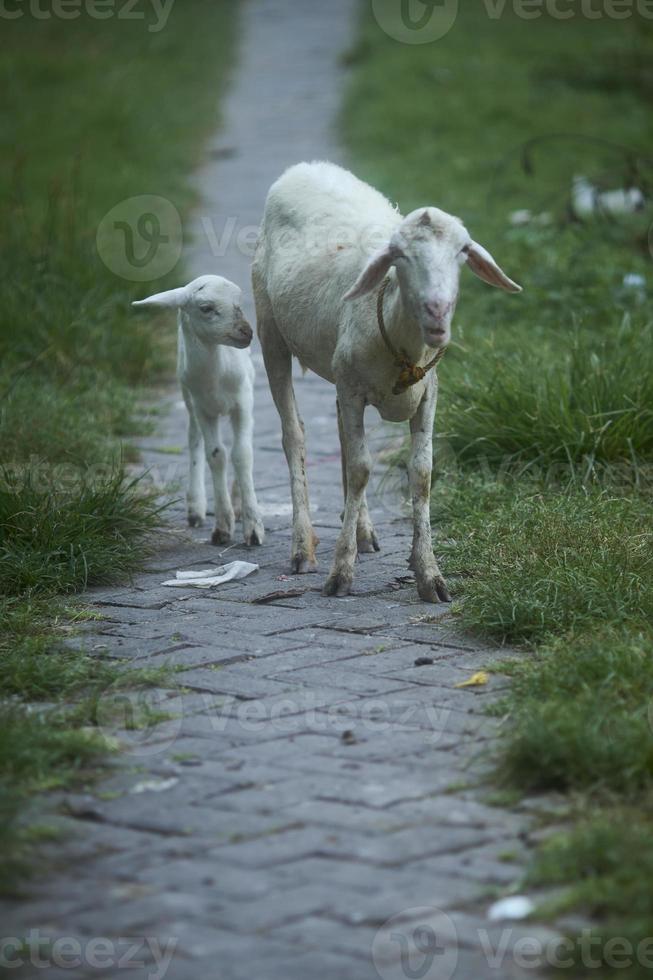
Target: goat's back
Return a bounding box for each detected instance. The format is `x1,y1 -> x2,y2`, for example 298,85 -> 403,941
263,161 -> 399,236
253,162 -> 402,381
255,162 -> 396,317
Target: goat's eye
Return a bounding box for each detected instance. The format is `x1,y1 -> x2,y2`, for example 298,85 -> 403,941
199,303 -> 215,315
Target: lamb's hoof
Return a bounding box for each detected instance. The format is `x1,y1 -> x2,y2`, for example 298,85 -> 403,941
357,531 -> 380,554
188,513 -> 205,528
291,553 -> 318,574
322,571 -> 352,598
211,528 -> 233,546
417,575 -> 452,604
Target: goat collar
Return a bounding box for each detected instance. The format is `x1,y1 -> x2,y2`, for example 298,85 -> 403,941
376,277 -> 446,395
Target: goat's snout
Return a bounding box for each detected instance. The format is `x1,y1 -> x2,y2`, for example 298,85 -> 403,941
423,300 -> 451,324
422,300 -> 453,348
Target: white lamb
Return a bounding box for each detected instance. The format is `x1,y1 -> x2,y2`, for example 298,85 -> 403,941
133,275 -> 264,547
253,161 -> 521,602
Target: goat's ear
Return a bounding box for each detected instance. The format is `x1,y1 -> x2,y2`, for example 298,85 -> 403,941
132,286 -> 189,310
343,245 -> 395,301
465,241 -> 522,293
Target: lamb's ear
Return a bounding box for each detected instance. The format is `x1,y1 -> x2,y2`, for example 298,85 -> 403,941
343,245 -> 396,301
465,241 -> 522,293
132,286 -> 189,310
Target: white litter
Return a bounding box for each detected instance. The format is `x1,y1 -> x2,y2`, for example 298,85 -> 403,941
623,273 -> 646,290
509,209 -> 532,226
162,561 -> 259,589
572,175 -> 645,218
130,778 -> 179,794
487,896 -> 535,921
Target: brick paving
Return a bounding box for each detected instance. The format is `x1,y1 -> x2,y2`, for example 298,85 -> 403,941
2,3 -> 556,978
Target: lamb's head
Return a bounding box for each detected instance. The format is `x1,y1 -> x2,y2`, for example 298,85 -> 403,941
132,275 -> 253,349
344,208 -> 522,349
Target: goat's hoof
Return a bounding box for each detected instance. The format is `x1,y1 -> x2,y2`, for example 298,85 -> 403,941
417,575 -> 452,604
322,571 -> 352,598
291,553 -> 318,574
211,528 -> 233,546
188,513 -> 205,528
245,526 -> 265,547
357,531 -> 380,554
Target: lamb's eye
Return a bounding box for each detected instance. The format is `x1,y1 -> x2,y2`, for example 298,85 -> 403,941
199,303 -> 215,315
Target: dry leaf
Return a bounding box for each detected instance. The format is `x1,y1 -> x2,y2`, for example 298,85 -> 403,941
455,671 -> 489,689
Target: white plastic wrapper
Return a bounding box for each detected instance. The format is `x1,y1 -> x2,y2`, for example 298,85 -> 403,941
487,896 -> 535,921
163,561 -> 259,589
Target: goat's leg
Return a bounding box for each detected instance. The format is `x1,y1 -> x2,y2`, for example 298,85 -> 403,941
231,479 -> 242,521
196,412 -> 235,545
408,377 -> 450,603
184,388 -> 206,527
337,399 -> 379,554
324,390 -> 368,597
259,314 -> 318,573
230,402 -> 264,547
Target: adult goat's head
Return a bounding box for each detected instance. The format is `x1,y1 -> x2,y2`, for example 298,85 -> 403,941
133,275 -> 253,349
344,208 -> 521,349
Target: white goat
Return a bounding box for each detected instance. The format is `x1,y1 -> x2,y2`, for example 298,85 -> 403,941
133,275 -> 264,547
253,162 -> 521,602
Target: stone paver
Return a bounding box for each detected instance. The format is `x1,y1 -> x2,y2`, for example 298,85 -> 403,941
1,4 -> 554,979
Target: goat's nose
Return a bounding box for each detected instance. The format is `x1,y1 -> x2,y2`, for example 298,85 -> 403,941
424,300 -> 448,322
240,322 -> 253,343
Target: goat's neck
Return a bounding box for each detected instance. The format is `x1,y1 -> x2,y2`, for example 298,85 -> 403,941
383,276 -> 427,364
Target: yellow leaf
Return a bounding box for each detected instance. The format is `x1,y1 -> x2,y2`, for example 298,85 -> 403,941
455,671 -> 489,689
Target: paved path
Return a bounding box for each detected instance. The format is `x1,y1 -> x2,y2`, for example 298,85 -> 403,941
3,3 -> 555,978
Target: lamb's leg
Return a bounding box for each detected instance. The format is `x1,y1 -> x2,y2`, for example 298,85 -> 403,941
337,399 -> 379,554
196,412 -> 234,545
183,387 -> 206,527
230,402 -> 264,546
408,376 -> 450,603
324,390 -> 368,597
259,313 -> 318,573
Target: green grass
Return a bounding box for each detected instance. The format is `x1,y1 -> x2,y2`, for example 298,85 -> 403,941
494,627 -> 653,797
0,469 -> 165,596
438,479 -> 653,645
526,815 -> 653,978
442,317 -> 653,477
344,4 -> 653,970
0,2 -> 237,891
